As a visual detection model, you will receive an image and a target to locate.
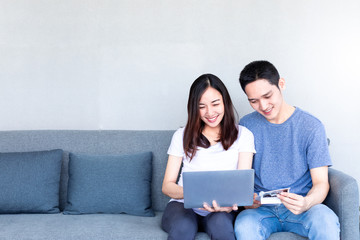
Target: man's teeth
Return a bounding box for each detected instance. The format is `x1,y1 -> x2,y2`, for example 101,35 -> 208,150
264,108 -> 271,113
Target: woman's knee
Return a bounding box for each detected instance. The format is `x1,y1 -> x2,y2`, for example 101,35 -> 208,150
161,202 -> 198,239
167,222 -> 198,240
207,212 -> 234,226
205,212 -> 236,240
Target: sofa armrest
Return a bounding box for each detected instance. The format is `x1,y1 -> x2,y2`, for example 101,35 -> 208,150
324,168 -> 359,240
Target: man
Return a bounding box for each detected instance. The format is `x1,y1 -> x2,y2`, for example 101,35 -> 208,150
234,60 -> 340,240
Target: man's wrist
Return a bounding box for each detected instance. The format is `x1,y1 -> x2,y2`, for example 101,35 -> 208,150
303,196 -> 312,211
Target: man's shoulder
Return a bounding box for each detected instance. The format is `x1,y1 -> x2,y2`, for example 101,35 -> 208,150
240,111 -> 262,125
294,108 -> 324,128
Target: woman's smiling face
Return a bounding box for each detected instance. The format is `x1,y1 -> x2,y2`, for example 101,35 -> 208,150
199,86 -> 225,129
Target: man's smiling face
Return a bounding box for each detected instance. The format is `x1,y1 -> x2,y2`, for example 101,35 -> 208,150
244,78 -> 285,124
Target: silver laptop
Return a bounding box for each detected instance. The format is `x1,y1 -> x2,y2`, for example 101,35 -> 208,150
183,169 -> 254,209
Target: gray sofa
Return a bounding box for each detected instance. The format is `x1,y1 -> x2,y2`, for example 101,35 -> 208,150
0,130 -> 358,240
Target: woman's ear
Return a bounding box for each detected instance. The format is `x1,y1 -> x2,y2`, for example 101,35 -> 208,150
278,78 -> 286,90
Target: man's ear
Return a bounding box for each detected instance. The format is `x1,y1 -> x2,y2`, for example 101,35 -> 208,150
278,78 -> 286,90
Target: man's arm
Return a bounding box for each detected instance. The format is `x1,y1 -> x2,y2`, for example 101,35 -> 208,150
277,166 -> 329,215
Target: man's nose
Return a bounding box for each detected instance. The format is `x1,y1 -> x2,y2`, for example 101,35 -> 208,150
259,100 -> 267,111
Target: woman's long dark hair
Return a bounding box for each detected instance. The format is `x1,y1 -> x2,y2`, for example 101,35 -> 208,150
183,74 -> 238,160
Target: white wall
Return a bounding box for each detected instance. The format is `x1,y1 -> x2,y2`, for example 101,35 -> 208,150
0,0 -> 359,195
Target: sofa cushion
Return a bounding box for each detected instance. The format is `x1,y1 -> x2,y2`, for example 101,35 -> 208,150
0,149 -> 63,214
64,152 -> 154,217
0,212 -> 211,240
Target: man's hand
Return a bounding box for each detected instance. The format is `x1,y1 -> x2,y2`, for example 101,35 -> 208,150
201,200 -> 238,213
277,192 -> 310,215
278,166 -> 330,215
244,193 -> 261,209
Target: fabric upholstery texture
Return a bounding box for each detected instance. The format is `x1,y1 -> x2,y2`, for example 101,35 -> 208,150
0,130 -> 358,240
0,149 -> 63,214
64,152 -> 154,217
324,168 -> 360,240
0,212 -> 209,240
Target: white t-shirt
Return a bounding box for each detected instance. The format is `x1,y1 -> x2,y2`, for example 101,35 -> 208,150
167,125 -> 256,215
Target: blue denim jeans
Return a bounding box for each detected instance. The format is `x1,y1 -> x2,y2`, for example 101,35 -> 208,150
234,204 -> 340,240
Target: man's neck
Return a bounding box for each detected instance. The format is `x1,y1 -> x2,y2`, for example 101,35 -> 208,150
269,103 -> 296,124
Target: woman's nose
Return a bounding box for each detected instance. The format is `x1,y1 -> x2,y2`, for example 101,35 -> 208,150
207,106 -> 214,115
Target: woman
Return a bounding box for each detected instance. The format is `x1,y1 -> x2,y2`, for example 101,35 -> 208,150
161,74 -> 256,240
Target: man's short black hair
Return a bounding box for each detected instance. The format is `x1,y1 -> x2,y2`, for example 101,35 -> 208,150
239,60 -> 280,92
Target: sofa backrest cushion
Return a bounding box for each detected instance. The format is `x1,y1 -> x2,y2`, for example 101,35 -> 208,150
0,130 -> 174,212
63,152 -> 154,216
0,149 -> 63,214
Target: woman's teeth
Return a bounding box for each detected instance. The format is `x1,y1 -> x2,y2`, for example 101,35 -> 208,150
207,116 -> 217,122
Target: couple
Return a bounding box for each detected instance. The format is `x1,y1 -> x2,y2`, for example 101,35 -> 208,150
161,60 -> 340,240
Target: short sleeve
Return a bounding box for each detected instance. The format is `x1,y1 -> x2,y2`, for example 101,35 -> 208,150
167,128 -> 185,157
306,123 -> 332,169
237,126 -> 256,153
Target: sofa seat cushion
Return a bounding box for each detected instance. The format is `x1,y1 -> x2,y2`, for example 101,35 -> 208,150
0,149 -> 63,214
64,152 -> 154,216
0,212 -> 308,240
0,212 -> 166,240
0,212 -> 209,240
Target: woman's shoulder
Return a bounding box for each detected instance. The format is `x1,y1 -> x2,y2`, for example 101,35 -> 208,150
236,125 -> 255,144
234,125 -> 256,152
237,125 -> 254,137
172,126 -> 186,139
174,126 -> 185,134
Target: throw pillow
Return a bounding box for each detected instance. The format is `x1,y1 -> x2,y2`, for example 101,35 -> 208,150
64,152 -> 154,217
0,149 -> 63,213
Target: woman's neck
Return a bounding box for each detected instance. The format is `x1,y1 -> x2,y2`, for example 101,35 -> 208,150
202,126 -> 221,145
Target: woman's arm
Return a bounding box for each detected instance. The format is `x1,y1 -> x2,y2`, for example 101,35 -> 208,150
162,155 -> 184,199
237,152 -> 254,169
237,152 -> 261,209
